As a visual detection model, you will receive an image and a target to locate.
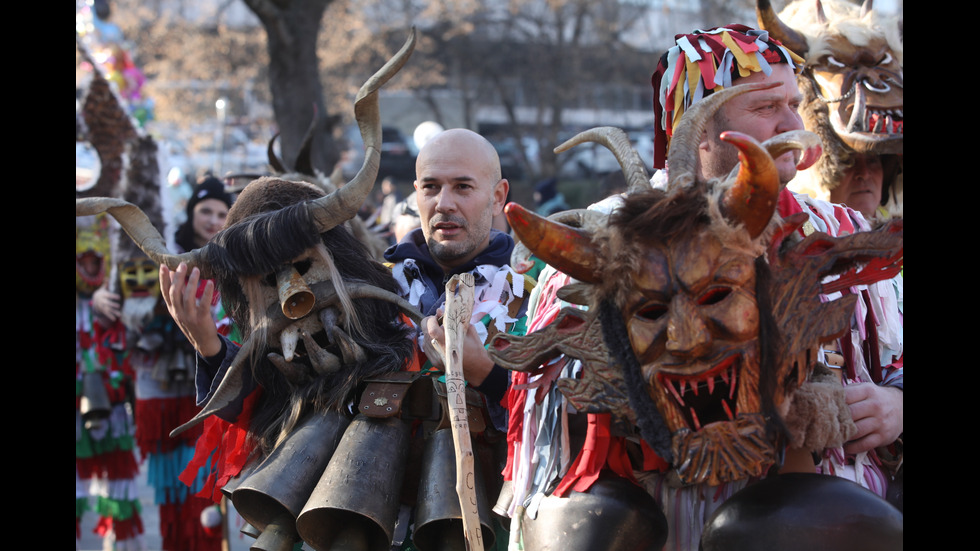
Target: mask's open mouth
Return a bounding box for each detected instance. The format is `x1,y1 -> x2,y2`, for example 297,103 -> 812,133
658,355 -> 739,431
842,104 -> 903,137
267,307 -> 352,379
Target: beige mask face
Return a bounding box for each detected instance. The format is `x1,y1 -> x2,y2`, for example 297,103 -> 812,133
119,257 -> 160,300
810,34 -> 903,154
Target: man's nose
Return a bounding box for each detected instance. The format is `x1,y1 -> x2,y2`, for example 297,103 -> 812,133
434,188 -> 456,211
778,104 -> 805,133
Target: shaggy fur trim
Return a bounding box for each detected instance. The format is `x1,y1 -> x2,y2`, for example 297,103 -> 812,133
782,363 -> 856,451
779,0 -> 903,67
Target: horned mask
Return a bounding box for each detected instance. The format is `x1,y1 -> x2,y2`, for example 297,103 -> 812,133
758,0 -> 903,156
76,30 -> 421,452
491,82 -> 903,486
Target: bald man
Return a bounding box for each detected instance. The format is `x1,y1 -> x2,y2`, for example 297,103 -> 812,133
383,128 -> 533,430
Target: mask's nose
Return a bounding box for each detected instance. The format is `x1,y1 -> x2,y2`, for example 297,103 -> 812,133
277,264 -> 315,319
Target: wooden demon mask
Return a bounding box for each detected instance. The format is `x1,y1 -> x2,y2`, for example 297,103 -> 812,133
491,82 -> 903,486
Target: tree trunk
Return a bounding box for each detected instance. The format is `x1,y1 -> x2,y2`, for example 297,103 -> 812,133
244,0 -> 340,176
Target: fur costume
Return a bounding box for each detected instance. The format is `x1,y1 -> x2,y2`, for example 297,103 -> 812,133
75,32 -> 516,551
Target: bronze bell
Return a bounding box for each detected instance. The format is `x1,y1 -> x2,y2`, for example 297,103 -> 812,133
79,370 -> 111,431
276,264 -> 316,320
520,473 -> 667,551
295,414 -> 411,551
232,410 -> 351,551
412,428 -> 496,551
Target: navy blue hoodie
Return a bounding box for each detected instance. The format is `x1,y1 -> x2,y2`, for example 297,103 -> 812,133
384,227 -> 516,316
384,227 -> 519,421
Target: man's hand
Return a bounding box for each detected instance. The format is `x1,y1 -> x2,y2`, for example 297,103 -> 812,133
420,313 -> 495,387
91,286 -> 121,323
843,383 -> 903,454
159,263 -> 222,358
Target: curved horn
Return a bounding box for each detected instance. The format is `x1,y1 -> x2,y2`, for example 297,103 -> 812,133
756,0 -> 810,58
555,127 -> 651,193
666,81 -> 780,188
509,208 -> 605,274
76,197 -> 202,271
294,104 -> 318,175
505,202 -> 601,283
306,27 -> 416,233
761,129 -> 823,172
169,281 -> 423,437
719,131 -> 780,238
170,333 -> 262,437
267,133 -> 286,173
816,0 -> 828,24
860,0 -> 874,18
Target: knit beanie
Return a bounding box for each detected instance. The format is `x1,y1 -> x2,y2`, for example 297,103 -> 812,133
186,177 -> 234,219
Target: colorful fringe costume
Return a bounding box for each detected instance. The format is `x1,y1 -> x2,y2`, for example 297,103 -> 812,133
76,215 -> 146,550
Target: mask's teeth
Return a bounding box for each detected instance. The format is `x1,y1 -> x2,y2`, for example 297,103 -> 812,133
871,111 -> 883,133
302,329 -> 341,374
333,327 -> 367,365
846,86 -> 867,133
690,406 -> 702,431
267,352 -> 310,384
281,325 -> 299,362
706,376 -> 715,395
319,307 -> 340,345
723,399 -> 736,421
667,378 -> 684,404
729,363 -> 737,400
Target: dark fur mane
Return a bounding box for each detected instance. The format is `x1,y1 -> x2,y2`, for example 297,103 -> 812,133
609,185 -> 711,244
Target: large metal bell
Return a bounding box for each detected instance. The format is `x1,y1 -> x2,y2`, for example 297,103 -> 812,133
412,428 -> 496,551
699,472 -> 903,551
520,473 -> 667,551
232,410 -> 350,551
296,414 -> 411,551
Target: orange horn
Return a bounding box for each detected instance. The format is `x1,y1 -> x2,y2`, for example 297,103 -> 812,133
719,131 -> 780,238
505,202 -> 600,283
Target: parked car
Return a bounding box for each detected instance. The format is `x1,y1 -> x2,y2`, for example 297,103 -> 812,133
489,138 -> 526,182
341,125 -> 418,184
558,129 -> 655,179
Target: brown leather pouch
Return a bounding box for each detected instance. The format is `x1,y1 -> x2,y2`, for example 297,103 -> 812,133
359,371 -> 430,419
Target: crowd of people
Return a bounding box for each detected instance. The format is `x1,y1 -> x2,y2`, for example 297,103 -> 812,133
77,3 -> 901,550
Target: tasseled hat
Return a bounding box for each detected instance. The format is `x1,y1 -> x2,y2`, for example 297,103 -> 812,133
651,24 -> 806,170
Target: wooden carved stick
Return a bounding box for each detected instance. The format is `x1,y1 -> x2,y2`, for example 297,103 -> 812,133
442,273 -> 482,550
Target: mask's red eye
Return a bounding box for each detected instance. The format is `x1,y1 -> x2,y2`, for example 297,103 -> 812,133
698,288 -> 731,306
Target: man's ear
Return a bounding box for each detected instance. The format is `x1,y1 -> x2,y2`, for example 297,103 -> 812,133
493,179 -> 510,212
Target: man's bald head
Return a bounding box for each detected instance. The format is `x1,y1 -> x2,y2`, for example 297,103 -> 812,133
413,128 -> 508,271
417,128 -> 502,183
